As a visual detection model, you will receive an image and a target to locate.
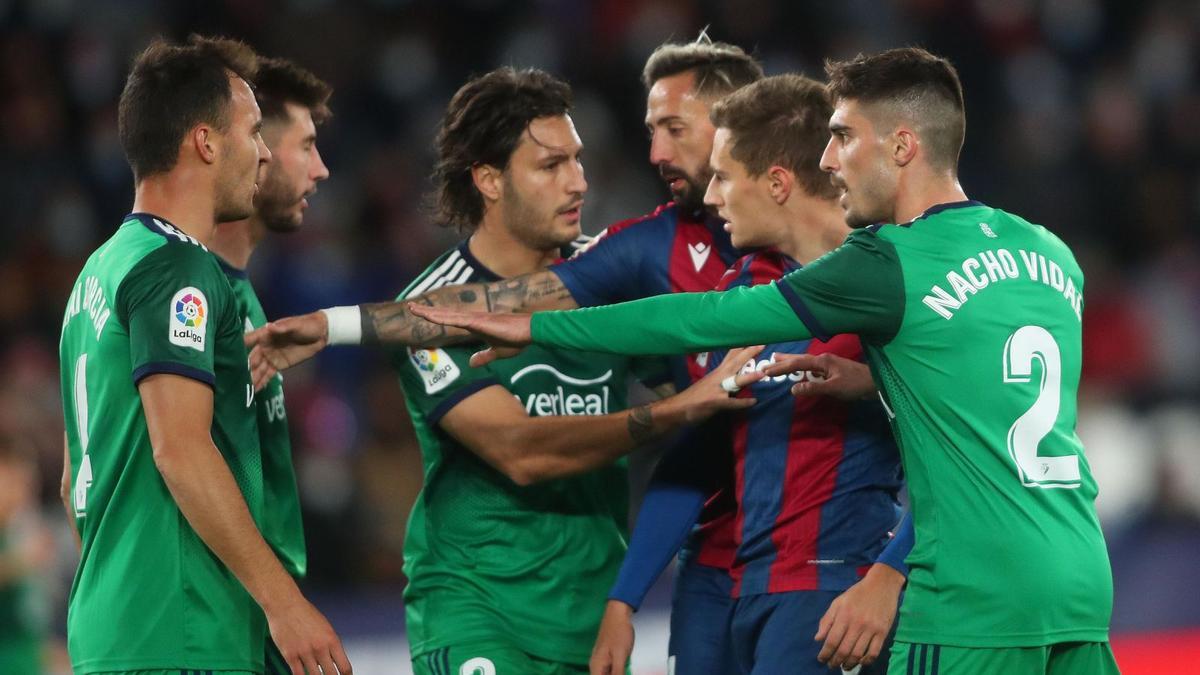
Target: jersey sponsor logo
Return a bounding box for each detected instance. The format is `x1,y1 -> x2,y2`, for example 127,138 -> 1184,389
510,363 -> 613,416
980,222 -> 998,238
409,347 -> 461,394
738,354 -> 826,385
688,241 -> 711,272
169,287 -> 208,351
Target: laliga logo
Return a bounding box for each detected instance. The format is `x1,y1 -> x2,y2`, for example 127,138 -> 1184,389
175,293 -> 205,327
169,287 -> 208,352
412,349 -> 440,372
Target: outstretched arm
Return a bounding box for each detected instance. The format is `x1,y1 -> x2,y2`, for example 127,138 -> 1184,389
408,282 -> 812,366
247,269 -> 577,388
439,347 -> 763,486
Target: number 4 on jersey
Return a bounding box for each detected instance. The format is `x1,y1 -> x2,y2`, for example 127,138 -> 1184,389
1003,325 -> 1081,489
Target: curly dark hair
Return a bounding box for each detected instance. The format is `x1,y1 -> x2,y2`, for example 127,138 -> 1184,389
118,34 -> 259,180
431,67 -> 572,230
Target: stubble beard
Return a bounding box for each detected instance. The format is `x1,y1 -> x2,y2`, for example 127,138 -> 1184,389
502,178 -> 577,252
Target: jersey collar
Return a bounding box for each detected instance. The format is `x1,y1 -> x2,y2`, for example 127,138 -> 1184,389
908,199 -> 985,224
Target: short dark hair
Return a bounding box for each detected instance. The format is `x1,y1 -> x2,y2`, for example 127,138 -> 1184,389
254,56 -> 332,126
642,34 -> 764,98
825,47 -> 965,172
118,34 -> 259,180
710,74 -> 838,200
432,67 -> 572,230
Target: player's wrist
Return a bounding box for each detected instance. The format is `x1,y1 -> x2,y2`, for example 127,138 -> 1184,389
866,561 -> 907,588
321,306 -> 362,345
605,598 -> 635,617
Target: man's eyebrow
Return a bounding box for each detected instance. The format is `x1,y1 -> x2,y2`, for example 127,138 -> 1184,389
829,121 -> 850,133
646,115 -> 683,127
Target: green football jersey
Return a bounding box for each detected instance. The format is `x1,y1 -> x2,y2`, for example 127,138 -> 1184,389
395,242 -> 631,665
532,201 -> 1112,648
59,213 -> 265,673
217,258 -> 306,579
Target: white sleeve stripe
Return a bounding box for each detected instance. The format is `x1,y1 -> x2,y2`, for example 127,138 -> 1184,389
406,251 -> 462,298
428,258 -> 468,291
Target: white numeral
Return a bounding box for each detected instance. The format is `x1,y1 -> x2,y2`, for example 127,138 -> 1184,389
72,354 -> 94,516
1002,326 -> 1080,488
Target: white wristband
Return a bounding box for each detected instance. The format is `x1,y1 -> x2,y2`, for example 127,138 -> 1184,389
321,306 -> 363,345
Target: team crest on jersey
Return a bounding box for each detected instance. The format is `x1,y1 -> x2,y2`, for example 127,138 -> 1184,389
409,347 -> 460,394
169,287 -> 208,351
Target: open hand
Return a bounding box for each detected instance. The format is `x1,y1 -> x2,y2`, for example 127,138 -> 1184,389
758,352 -> 876,400
408,303 -> 532,367
245,311 -> 329,390
590,600 -> 635,675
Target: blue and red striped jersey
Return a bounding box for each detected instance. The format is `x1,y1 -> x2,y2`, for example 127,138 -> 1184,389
550,202 -> 741,568
704,250 -> 903,596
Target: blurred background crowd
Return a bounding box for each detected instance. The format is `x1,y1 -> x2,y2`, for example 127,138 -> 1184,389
1,0 -> 1197,672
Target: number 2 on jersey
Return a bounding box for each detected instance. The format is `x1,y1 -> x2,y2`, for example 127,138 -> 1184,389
1002,325 -> 1081,489
72,353 -> 94,516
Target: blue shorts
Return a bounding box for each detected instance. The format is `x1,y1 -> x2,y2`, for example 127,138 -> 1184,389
730,590 -> 893,675
668,560 -> 736,675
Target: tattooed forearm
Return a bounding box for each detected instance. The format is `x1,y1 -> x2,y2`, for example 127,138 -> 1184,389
361,300 -> 448,347
627,405 -> 656,445
484,270 -> 577,313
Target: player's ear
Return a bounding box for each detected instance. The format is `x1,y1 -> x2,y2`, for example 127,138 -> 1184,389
767,165 -> 792,205
893,127 -> 917,168
190,123 -> 218,165
472,163 -> 503,203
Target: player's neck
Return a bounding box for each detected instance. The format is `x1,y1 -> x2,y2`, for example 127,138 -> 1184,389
469,217 -> 559,278
893,171 -> 968,225
131,170 -> 218,244
779,194 -> 851,265
208,216 -> 265,270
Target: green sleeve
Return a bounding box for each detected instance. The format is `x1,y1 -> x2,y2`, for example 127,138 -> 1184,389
119,245 -> 233,387
775,227 -> 905,343
531,282 -> 810,355
392,344 -> 501,425
530,228 -> 906,355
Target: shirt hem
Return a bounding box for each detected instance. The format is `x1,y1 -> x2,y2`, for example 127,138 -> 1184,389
895,626 -> 1110,648
73,657 -> 262,673
409,630 -> 591,666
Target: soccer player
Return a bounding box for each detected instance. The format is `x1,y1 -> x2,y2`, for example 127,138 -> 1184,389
57,36 -> 349,675
412,48 -> 1120,675
252,37 -> 764,674
591,74 -> 908,675
387,67 -> 758,675
208,56 -> 332,675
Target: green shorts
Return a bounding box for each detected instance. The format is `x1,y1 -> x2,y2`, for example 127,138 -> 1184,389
412,644 -> 590,675
888,640 -> 1120,675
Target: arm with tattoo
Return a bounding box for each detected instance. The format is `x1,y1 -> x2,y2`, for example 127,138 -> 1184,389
362,269 -> 577,346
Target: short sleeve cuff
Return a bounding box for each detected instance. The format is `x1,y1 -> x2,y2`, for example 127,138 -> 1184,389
132,361 -> 216,388
774,282 -> 833,342
548,265 -> 600,308
427,378 -> 500,425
